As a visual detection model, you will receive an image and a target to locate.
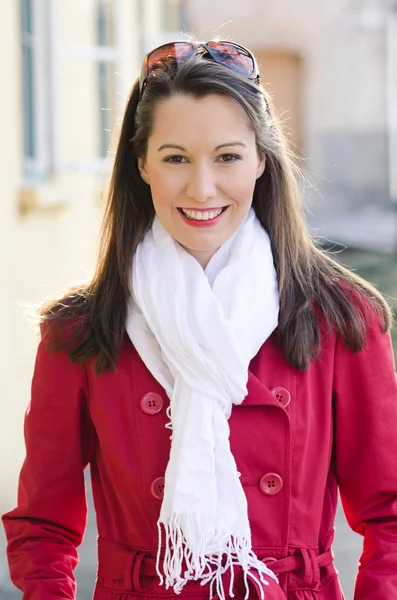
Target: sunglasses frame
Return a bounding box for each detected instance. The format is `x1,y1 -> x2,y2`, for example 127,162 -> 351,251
139,40 -> 261,99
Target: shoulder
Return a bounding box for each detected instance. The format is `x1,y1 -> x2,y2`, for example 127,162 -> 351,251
33,332 -> 88,397
26,285 -> 92,392
316,274 -> 392,341
331,278 -> 395,380
37,283 -> 90,353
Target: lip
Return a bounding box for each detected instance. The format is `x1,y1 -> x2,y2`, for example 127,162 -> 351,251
177,206 -> 228,228
178,207 -> 227,212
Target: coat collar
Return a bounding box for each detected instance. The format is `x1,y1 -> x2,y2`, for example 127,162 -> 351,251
243,370 -> 285,408
128,336 -> 289,409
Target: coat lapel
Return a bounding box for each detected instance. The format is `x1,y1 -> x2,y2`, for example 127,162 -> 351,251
243,370 -> 285,407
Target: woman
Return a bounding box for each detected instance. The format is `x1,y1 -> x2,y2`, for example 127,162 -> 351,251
2,41 -> 397,600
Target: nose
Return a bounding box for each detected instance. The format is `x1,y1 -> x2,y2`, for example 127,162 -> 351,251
186,163 -> 217,203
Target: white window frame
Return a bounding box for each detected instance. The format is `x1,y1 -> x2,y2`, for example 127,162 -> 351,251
20,0 -> 54,182
54,0 -> 124,173
20,0 -> 124,180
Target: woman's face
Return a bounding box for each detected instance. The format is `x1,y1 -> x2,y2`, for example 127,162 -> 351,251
138,93 -> 265,268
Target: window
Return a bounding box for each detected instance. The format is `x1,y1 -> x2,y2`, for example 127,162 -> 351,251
20,0 -> 53,181
57,0 -> 122,169
97,0 -> 118,157
20,0 -> 35,162
19,0 -> 123,180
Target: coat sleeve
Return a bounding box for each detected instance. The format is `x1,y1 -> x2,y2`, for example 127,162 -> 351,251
333,308 -> 397,599
1,336 -> 96,600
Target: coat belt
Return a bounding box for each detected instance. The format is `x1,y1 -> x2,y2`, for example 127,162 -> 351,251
97,537 -> 334,595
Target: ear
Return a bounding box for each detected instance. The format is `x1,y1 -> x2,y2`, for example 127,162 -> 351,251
256,153 -> 266,179
138,157 -> 150,185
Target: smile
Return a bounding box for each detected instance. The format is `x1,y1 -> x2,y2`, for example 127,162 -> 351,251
178,207 -> 228,221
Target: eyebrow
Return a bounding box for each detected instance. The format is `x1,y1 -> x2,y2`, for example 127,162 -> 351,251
157,141 -> 247,152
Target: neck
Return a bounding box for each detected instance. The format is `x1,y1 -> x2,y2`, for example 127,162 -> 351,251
180,246 -> 217,269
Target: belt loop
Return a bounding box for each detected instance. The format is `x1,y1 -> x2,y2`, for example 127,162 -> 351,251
301,548 -> 314,588
124,549 -> 147,593
309,548 -> 320,588
123,549 -> 138,591
132,551 -> 146,593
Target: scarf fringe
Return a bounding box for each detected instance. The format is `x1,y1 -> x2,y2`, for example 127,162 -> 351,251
156,518 -> 278,600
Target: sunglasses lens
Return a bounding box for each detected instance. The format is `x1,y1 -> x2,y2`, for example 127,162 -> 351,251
140,41 -> 259,99
147,42 -> 195,72
206,42 -> 255,77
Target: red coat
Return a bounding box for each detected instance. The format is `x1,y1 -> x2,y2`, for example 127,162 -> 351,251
2,308 -> 397,600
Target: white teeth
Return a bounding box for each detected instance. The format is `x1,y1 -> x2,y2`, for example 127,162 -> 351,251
180,208 -> 224,220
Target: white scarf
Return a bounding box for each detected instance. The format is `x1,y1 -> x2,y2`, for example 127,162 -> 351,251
126,208 -> 280,599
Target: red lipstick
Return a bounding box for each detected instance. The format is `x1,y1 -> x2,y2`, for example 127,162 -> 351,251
177,207 -> 228,228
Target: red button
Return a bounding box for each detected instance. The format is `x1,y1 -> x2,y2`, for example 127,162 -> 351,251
150,477 -> 165,500
270,387 -> 291,408
140,393 -> 164,415
260,473 -> 284,495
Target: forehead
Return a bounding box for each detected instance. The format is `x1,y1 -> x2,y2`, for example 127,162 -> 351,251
147,93 -> 255,149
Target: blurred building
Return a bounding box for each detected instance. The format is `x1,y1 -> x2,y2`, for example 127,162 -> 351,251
0,0 -> 184,551
186,0 -> 397,251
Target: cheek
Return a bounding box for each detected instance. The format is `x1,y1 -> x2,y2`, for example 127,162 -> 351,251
222,164 -> 258,200
148,168 -> 186,204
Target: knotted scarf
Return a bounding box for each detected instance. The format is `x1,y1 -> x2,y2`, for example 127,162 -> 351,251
126,207 -> 280,599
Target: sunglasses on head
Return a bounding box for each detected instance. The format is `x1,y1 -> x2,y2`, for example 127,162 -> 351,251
139,40 -> 261,99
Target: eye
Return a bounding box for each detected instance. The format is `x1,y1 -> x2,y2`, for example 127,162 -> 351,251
218,153 -> 241,163
164,155 -> 188,164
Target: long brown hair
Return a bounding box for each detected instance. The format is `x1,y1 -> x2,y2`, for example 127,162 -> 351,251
37,54 -> 393,374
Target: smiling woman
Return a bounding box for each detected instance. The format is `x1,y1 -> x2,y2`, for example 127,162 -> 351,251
2,40 -> 397,600
137,93 -> 265,266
